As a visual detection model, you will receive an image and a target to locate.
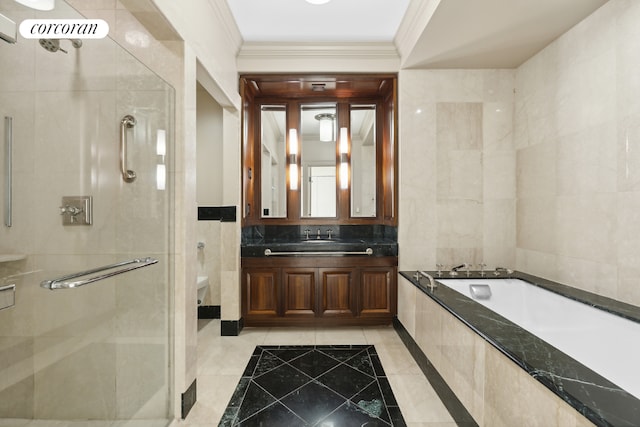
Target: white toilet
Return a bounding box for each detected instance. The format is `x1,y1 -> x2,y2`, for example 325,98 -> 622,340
197,275 -> 209,306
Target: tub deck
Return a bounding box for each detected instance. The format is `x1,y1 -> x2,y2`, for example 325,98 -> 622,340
400,270 -> 640,427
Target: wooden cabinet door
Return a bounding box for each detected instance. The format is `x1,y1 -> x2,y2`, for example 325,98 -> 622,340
243,268 -> 280,318
283,268 -> 317,318
319,268 -> 356,318
360,267 -> 396,317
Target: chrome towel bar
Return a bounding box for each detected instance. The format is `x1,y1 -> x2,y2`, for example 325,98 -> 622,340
40,257 -> 158,290
264,248 -> 373,256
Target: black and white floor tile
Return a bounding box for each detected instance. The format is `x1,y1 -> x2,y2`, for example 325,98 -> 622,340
218,345 -> 406,426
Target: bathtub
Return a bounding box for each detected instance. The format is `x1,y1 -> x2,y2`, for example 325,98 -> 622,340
440,277 -> 640,402
399,271 -> 640,426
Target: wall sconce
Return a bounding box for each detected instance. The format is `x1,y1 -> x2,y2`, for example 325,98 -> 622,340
339,127 -> 349,190
156,129 -> 166,190
289,128 -> 299,190
315,113 -> 335,142
156,129 -> 166,156
14,0 -> 54,10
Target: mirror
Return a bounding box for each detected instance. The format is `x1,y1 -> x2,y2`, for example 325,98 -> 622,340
301,104 -> 337,217
260,105 -> 287,218
351,105 -> 376,217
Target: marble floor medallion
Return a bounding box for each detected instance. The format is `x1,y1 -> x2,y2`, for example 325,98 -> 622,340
218,345 -> 406,426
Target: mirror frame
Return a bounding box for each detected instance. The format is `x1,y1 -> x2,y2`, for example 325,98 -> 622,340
240,74 -> 397,226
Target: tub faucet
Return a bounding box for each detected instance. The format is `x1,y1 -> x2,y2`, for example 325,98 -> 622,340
450,263 -> 468,276
494,267 -> 514,276
478,263 -> 487,277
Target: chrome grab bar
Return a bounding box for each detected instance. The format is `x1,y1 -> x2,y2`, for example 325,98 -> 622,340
120,114 -> 136,183
264,248 -> 373,256
40,257 -> 158,290
415,270 -> 437,292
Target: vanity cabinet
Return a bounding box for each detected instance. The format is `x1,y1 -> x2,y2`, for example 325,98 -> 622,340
239,73 -> 399,328
241,257 -> 397,326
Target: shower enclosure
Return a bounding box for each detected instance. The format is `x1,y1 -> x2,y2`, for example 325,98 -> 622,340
0,1 -> 174,425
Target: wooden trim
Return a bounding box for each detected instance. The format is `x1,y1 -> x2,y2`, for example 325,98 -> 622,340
240,74 -> 397,227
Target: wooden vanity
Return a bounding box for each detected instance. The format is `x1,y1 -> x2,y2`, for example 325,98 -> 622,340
240,74 -> 398,327
242,255 -> 396,326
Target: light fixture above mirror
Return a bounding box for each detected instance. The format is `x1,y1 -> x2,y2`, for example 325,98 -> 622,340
315,113 -> 335,142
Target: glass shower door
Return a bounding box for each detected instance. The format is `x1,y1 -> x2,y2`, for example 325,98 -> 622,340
0,1 -> 174,425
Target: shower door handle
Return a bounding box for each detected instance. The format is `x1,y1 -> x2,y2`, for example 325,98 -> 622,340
120,115 -> 137,183
40,257 -> 158,290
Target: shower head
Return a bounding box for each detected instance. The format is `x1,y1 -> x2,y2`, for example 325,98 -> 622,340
38,38 -> 82,54
39,38 -> 67,53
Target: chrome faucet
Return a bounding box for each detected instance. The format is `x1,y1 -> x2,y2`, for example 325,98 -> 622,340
494,267 -> 514,276
327,229 -> 334,239
478,263 -> 487,277
450,263 -> 468,276
303,229 -> 311,240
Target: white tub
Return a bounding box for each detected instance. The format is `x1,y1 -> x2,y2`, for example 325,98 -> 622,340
438,277 -> 640,401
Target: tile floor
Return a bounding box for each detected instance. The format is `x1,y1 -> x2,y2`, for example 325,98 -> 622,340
174,320 -> 455,427
219,345 -> 405,426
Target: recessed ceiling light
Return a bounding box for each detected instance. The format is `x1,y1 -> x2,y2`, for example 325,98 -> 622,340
305,0 -> 331,5
13,0 -> 54,10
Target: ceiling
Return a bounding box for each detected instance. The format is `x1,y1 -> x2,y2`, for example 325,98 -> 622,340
226,0 -> 410,43
226,0 -> 609,68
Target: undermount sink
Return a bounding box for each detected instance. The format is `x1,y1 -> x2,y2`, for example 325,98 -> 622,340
299,238 -> 364,243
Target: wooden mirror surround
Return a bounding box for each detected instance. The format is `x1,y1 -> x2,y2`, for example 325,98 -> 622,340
241,74 -> 398,226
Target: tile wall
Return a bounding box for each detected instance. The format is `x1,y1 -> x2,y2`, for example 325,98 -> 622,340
398,69 -> 516,272
515,0 -> 640,306
400,0 -> 640,307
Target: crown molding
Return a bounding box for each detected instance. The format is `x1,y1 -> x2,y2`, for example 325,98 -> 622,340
207,0 -> 243,54
239,42 -> 399,58
394,0 -> 441,60
237,42 -> 400,73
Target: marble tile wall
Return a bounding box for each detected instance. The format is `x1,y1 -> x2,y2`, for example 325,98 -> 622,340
514,0 -> 640,306
398,69 -> 516,272
196,221 -> 222,306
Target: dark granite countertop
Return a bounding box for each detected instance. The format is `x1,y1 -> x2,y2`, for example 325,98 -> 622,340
241,238 -> 398,257
399,270 -> 640,427
241,224 -> 398,257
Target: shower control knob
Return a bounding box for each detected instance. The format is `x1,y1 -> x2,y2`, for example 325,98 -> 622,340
60,205 -> 83,216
